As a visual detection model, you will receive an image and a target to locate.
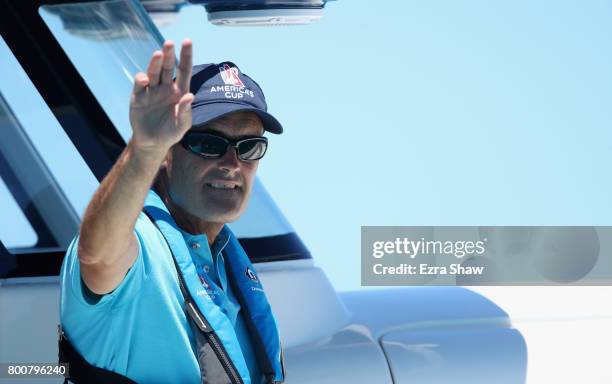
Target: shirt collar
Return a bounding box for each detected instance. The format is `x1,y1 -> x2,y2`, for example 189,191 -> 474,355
211,225 -> 231,258
177,224 -> 231,260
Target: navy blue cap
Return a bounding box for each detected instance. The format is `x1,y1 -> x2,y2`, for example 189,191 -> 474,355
189,62 -> 283,134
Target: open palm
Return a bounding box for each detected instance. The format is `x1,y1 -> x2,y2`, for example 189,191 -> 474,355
129,40 -> 194,151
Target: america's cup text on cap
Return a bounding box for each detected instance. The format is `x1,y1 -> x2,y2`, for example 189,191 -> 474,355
209,85 -> 255,99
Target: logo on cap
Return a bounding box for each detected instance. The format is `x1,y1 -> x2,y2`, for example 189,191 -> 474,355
219,64 -> 245,87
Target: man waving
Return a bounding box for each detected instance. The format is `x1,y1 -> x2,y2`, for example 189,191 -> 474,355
59,39 -> 285,384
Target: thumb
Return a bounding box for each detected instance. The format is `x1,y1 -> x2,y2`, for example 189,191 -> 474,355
176,92 -> 194,134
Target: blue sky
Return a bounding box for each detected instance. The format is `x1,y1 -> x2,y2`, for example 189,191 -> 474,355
156,1 -> 612,291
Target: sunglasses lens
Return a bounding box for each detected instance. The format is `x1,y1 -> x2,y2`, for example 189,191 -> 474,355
183,133 -> 267,161
186,134 -> 228,157
238,139 -> 267,161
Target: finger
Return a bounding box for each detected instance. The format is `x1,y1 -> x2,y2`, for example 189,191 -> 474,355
147,50 -> 163,87
132,72 -> 149,94
176,92 -> 194,133
160,41 -> 176,85
175,39 -> 193,94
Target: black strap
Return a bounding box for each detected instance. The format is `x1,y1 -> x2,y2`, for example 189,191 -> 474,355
58,325 -> 137,384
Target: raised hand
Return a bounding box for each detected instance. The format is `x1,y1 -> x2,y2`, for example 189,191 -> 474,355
129,39 -> 194,152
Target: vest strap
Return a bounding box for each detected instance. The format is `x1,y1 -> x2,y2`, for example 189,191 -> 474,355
58,325 -> 136,384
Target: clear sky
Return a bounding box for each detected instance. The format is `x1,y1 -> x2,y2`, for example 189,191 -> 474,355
157,0 -> 612,291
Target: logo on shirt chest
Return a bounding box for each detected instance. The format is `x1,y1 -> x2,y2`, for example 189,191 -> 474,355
198,274 -> 209,289
197,274 -> 222,300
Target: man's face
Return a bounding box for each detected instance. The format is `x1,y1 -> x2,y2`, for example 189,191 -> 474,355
164,111 -> 264,224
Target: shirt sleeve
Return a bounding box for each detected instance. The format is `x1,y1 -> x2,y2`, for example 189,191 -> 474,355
60,213 -> 151,309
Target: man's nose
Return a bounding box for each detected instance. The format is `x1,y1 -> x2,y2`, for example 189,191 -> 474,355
218,146 -> 241,172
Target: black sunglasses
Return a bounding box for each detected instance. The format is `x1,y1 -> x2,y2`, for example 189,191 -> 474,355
181,131 -> 268,161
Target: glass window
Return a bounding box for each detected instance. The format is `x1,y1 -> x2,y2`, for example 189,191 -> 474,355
35,0 -> 308,265
0,36 -> 98,254
39,0 -> 164,142
0,178 -> 37,249
38,0 -> 300,240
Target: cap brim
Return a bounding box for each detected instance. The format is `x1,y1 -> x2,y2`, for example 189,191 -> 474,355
191,102 -> 283,134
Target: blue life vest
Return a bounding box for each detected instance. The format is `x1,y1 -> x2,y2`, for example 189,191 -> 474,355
143,191 -> 285,384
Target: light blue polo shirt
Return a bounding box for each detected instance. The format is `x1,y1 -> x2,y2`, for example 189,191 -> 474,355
60,211 -> 263,384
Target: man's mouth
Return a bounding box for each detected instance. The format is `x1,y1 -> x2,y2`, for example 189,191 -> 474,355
205,182 -> 239,190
